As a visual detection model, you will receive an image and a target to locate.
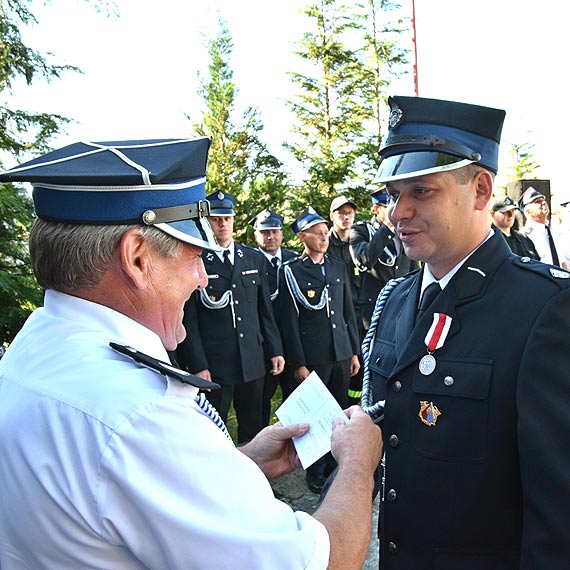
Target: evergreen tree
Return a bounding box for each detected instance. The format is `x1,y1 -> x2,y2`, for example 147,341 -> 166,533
285,0 -> 407,217
0,0 -> 109,342
190,20 -> 288,246
508,141 -> 541,180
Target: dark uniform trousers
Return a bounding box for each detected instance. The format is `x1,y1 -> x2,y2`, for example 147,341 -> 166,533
177,244 -> 283,444
278,253 -> 360,481
367,232 -> 570,569
259,247 -> 298,426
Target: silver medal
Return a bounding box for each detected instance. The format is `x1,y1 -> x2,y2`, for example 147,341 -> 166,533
419,354 -> 436,375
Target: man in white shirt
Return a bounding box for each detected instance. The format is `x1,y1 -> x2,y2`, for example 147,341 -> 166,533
0,138 -> 382,569
519,186 -> 562,266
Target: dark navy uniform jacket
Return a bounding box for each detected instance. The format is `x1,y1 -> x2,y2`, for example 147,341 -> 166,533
350,218 -> 417,332
277,253 -> 360,369
367,231 -> 570,569
258,246 -> 298,300
177,244 -> 283,384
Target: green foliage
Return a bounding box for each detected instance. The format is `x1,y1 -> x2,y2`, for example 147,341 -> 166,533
0,0 -> 79,156
0,183 -> 42,342
0,0 -> 110,340
507,141 -> 541,180
189,20 -> 289,245
285,0 -> 408,214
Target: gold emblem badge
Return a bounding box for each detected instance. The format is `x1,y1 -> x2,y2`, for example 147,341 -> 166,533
307,290 -> 315,298
418,401 -> 441,426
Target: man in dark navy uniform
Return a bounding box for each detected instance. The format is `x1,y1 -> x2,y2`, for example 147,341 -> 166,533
278,207 -> 360,493
349,188 -> 417,334
249,208 -> 298,426
362,95 -> 570,569
327,196 -> 363,405
489,195 -> 539,259
177,192 -> 285,444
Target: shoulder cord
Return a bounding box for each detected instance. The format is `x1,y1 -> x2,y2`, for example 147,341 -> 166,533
360,276 -> 406,417
198,288 -> 236,328
194,392 -> 233,442
283,264 -> 329,314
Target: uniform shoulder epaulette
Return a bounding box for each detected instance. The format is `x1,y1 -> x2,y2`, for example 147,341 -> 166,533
109,342 -> 221,390
513,256 -> 570,284
283,256 -> 301,267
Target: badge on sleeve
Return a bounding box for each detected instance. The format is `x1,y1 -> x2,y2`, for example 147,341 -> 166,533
419,400 -> 441,426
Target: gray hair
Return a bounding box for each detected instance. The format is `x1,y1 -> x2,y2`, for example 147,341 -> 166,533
29,219 -> 182,292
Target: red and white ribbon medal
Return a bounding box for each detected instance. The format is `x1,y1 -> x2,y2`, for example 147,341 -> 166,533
419,313 -> 452,375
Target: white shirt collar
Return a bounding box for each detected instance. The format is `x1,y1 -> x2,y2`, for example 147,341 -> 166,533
421,229 -> 494,294
216,241 -> 234,263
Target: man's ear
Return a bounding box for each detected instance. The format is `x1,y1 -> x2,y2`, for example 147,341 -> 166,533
474,169 -> 494,211
117,229 -> 152,289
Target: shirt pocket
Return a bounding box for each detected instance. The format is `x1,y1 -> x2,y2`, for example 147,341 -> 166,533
240,271 -> 261,303
412,357 -> 492,463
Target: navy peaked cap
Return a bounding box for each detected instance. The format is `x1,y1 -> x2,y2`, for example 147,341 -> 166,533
371,187 -> 390,205
0,137 -> 219,251
249,209 -> 283,230
376,96 -> 506,182
291,206 -> 326,234
206,190 -> 236,216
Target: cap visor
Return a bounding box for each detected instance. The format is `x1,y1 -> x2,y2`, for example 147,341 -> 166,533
156,218 -> 221,251
375,152 -> 475,183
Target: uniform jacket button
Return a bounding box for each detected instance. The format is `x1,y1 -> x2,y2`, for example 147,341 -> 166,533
387,488 -> 397,502
388,541 -> 398,554
393,380 -> 402,392
389,434 -> 399,447
444,375 -> 454,386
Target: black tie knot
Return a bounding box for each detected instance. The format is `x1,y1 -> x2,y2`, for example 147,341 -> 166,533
223,249 -> 232,268
271,256 -> 279,268
417,281 -> 441,319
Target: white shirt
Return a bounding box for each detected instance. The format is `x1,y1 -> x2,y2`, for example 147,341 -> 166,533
0,290 -> 328,569
216,240 -> 235,264
258,246 -> 283,266
523,220 -> 556,264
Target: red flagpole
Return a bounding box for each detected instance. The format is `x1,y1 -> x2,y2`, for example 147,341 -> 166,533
411,0 -> 419,96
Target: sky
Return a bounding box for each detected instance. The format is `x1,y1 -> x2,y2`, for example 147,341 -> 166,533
7,0 -> 568,205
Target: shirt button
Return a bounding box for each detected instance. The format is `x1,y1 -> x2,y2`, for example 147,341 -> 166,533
393,380 -> 402,392
389,434 -> 399,447
388,541 -> 398,554
444,375 -> 454,386
387,489 -> 397,502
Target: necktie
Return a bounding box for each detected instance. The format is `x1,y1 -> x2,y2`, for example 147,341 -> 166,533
223,249 -> 233,269
271,256 -> 279,269
546,226 -> 560,266
417,281 -> 441,320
